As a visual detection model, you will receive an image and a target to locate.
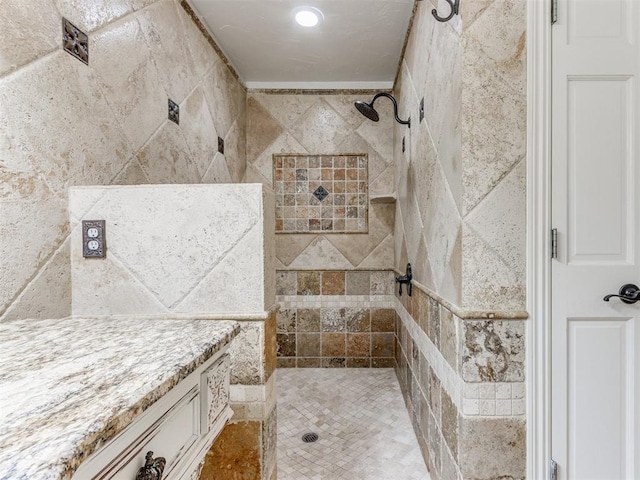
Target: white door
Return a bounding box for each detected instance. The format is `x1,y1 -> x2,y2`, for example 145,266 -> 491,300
551,0 -> 640,479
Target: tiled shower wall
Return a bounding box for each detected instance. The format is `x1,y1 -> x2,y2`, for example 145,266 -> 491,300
276,270 -> 397,368
393,1 -> 527,479
0,0 -> 246,322
245,92 -> 395,270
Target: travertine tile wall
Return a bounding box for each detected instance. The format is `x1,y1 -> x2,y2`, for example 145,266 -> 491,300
68,184 -> 274,316
393,1 -> 527,479
245,92 -> 395,270
276,270 -> 397,368
0,0 -> 246,322
395,286 -> 526,480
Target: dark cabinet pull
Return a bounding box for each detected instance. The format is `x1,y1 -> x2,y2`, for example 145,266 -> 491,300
603,284 -> 640,304
135,451 -> 166,480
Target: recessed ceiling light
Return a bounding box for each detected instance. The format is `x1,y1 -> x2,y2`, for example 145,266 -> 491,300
293,7 -> 323,27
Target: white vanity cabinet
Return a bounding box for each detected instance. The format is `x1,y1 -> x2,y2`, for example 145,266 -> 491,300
72,352 -> 231,480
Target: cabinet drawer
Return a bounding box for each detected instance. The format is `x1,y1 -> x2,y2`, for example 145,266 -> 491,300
90,386 -> 200,480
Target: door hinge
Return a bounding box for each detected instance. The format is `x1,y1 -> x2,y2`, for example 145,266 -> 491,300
551,228 -> 558,259
551,0 -> 558,24
550,459 -> 558,480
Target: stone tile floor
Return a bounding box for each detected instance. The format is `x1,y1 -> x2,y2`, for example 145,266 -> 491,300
277,368 -> 430,479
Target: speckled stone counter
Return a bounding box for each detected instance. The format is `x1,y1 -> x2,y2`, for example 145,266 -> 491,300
0,317 -> 241,480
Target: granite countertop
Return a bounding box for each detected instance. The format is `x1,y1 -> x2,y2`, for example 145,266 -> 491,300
0,317 -> 240,480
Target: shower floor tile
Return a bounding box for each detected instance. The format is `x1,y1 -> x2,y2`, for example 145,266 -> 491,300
277,368 -> 430,480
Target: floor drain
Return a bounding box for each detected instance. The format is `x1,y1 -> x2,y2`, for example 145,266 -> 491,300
302,432 -> 319,443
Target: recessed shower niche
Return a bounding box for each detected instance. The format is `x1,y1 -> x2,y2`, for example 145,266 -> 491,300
273,154 -> 369,234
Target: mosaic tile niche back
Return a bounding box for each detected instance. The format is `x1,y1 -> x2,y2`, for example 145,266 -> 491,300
273,154 -> 369,234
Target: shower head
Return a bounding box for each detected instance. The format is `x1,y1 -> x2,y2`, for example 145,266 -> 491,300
354,92 -> 410,127
354,100 -> 380,122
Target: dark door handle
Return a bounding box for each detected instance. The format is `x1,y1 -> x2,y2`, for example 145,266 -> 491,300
603,284 -> 640,304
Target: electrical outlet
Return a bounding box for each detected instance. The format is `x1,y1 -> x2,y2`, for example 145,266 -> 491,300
82,220 -> 106,258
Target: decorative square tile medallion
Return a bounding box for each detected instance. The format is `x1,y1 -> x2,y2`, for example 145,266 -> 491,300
273,154 -> 368,234
168,98 -> 179,125
62,18 -> 88,65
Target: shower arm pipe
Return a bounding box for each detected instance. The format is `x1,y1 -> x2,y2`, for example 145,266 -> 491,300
370,92 -> 411,127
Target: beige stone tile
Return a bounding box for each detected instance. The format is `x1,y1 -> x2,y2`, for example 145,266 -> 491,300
413,234 -> 435,292
202,59 -> 245,139
0,179 -> 68,315
179,86 -> 218,178
112,158 -> 150,185
137,121 -> 200,184
275,234 -> 315,267
462,0 -> 496,29
90,15 -> 166,153
137,0 -> 198,103
0,0 -> 60,77
465,160 -> 525,278
328,203 -> 394,267
246,95 -> 284,163
369,165 -> 395,196
355,101 -> 394,163
55,0 -> 133,32
423,16 -> 462,158
287,236 -> 353,270
176,2 -> 220,80
461,37 -> 526,214
202,152 -> 232,183
229,322 -> 263,385
0,236 -> 70,321
71,250 -> 167,316
177,225 -> 266,313
72,185 -> 262,312
357,234 -> 395,270
0,51 -> 131,197
403,1 -> 436,96
337,132 -> 389,183
243,165 -> 269,186
224,117 -> 247,183
465,0 -> 526,87
290,99 -> 354,154
459,417 -> 525,479
323,94 -> 368,130
421,161 -> 461,297
249,93 -> 316,130
462,224 -> 525,310
346,271 -> 371,296
252,132 -> 307,185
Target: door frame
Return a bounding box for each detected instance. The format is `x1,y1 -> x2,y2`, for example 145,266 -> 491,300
526,0 -> 553,478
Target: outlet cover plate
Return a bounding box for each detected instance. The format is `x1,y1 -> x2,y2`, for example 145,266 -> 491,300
82,220 -> 106,258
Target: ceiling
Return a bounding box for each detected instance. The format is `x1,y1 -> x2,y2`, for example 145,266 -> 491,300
189,0 -> 415,90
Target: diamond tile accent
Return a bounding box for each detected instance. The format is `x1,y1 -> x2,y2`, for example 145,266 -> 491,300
313,185 -> 329,202
62,18 -> 88,65
277,368 -> 430,480
168,98 -> 179,125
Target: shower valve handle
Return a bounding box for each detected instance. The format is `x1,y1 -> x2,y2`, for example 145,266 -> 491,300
395,263 -> 413,297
